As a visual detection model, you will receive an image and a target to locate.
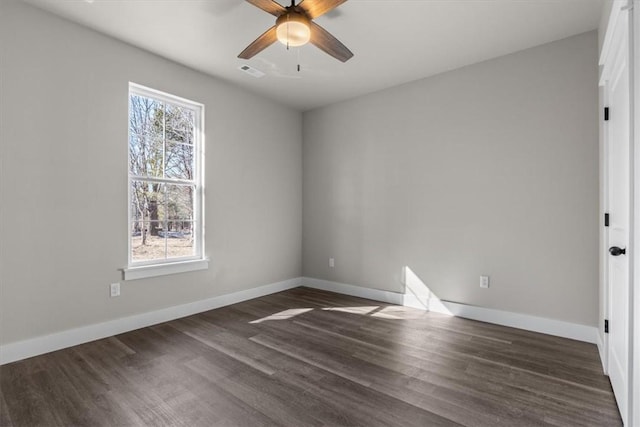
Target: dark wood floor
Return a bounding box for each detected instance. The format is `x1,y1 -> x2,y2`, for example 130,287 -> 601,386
0,287 -> 621,426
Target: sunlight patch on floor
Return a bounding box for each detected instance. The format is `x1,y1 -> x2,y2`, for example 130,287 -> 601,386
249,308 -> 314,324
321,306 -> 380,315
370,306 -> 427,320
247,272 -> 455,325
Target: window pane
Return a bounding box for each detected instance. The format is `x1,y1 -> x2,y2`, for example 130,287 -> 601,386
131,181 -> 165,223
166,184 -> 194,221
165,104 -> 194,145
128,85 -> 203,267
131,221 -> 166,262
165,142 -> 194,180
166,221 -> 195,258
129,95 -> 164,178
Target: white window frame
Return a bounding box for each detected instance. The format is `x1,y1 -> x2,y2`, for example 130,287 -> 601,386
123,83 -> 207,280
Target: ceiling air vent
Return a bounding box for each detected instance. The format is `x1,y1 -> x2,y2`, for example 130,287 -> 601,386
239,65 -> 265,78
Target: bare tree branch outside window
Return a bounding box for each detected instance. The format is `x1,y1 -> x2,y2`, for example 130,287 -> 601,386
128,91 -> 198,262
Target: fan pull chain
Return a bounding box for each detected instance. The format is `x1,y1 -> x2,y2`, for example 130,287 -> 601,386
286,15 -> 290,50
297,48 -> 301,72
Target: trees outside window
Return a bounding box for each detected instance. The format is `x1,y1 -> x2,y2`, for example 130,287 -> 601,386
128,84 -> 204,265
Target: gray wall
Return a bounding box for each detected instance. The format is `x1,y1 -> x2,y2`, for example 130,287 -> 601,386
599,0 -> 615,52
302,32 -> 599,326
0,0 -> 302,345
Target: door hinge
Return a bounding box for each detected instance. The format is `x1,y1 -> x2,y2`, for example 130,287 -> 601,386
605,319 -> 609,334
604,107 -> 609,121
605,213 -> 610,227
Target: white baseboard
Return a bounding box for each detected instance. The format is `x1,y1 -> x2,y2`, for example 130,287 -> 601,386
430,299 -> 598,344
302,277 -> 598,344
1,276 -> 600,365
302,277 -> 405,305
597,331 -> 608,374
0,277 -> 301,365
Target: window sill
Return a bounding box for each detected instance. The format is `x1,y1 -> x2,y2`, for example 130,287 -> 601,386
123,259 -> 209,281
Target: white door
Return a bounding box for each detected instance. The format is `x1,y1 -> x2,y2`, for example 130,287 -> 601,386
605,8 -> 631,424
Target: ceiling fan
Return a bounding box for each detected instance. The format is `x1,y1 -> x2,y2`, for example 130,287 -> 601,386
238,0 -> 354,63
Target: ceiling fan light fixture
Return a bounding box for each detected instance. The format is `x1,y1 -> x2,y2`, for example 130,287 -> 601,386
238,0 -> 353,63
276,13 -> 311,47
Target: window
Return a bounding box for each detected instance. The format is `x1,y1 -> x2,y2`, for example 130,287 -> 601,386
125,84 -> 206,279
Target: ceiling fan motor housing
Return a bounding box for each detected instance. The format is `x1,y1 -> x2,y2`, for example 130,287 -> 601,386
238,0 -> 353,62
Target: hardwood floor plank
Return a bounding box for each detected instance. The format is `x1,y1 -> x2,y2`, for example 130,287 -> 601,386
186,356 -> 323,426
0,287 -> 622,427
0,388 -> 13,427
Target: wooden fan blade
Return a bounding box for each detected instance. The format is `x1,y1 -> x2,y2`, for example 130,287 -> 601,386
245,0 -> 286,16
309,22 -> 353,62
297,0 -> 347,19
238,26 -> 278,59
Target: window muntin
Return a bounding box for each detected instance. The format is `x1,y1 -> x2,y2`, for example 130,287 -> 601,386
128,84 -> 203,267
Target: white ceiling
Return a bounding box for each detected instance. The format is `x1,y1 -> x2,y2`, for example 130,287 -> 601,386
23,0 -> 604,111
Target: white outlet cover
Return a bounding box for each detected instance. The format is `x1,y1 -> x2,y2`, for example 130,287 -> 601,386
329,258 -> 335,268
110,282 -> 120,297
480,276 -> 490,288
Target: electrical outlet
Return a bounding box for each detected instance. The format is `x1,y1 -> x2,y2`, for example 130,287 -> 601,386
480,276 -> 490,289
110,282 -> 120,297
329,258 -> 335,268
